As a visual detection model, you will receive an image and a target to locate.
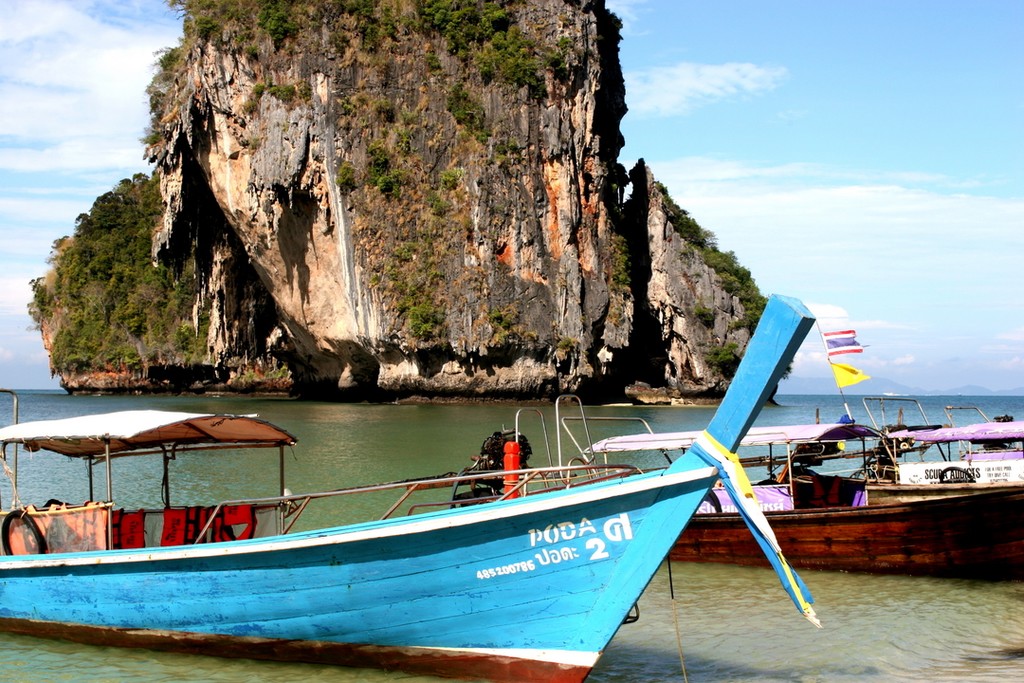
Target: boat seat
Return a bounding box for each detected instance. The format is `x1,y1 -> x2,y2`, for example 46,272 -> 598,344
793,474 -> 866,509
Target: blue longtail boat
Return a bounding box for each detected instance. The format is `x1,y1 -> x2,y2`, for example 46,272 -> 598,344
0,295 -> 819,682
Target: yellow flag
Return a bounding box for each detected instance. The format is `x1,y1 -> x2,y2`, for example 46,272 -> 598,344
831,362 -> 870,388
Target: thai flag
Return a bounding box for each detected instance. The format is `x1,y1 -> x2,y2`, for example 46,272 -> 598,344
823,329 -> 864,356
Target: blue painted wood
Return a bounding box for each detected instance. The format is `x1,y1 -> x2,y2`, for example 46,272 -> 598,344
673,294 -> 819,623
0,470 -> 715,659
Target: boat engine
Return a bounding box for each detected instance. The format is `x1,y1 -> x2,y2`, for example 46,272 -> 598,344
476,430 -> 532,470
452,430 -> 532,504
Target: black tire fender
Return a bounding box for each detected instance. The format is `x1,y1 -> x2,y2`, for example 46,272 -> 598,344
2,509 -> 47,555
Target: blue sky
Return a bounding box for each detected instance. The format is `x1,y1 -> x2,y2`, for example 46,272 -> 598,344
610,0 -> 1024,391
0,0 -> 181,390
0,1 -> 1021,393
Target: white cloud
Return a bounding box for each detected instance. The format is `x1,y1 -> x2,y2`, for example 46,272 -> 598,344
606,0 -> 649,33
625,62 -> 788,117
0,2 -> 181,390
0,0 -> 180,174
0,139 -> 146,173
0,277 -> 35,316
998,327 -> 1024,342
999,356 -> 1024,372
651,157 -> 1024,269
0,195 -> 90,227
651,156 -> 973,192
805,303 -> 851,328
644,155 -> 1024,389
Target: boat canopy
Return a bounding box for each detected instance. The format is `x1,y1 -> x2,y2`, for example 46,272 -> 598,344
0,410 -> 297,458
888,421 -> 1024,444
589,423 -> 880,454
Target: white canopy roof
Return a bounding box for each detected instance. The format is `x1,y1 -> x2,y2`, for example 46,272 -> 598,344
0,410 -> 296,458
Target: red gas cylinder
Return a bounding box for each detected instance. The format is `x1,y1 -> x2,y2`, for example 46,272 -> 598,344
503,441 -> 521,498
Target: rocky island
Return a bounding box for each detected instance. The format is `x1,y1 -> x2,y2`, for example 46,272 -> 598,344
30,0 -> 764,402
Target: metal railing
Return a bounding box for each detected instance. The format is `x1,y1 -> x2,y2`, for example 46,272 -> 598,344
197,462 -> 644,542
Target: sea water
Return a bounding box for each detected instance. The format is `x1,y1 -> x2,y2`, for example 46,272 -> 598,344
1,391 -> 1023,682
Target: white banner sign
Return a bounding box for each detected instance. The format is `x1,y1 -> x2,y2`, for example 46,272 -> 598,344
898,456 -> 1024,485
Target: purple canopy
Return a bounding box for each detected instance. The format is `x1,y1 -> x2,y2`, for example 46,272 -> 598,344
590,423 -> 880,454
888,421 -> 1024,444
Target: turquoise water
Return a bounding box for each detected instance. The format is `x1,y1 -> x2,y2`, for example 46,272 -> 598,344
1,391 -> 1023,682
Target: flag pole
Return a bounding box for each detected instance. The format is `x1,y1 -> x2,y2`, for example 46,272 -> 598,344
816,322 -> 854,422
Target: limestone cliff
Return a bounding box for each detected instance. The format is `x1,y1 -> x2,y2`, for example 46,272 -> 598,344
137,0 -> 761,401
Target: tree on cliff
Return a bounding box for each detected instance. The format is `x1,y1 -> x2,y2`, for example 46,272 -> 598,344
29,174 -> 208,380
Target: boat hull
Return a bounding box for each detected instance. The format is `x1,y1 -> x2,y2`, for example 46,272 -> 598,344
867,481 -> 1024,505
0,465 -> 717,682
673,488 -> 1024,579
0,616 -> 590,682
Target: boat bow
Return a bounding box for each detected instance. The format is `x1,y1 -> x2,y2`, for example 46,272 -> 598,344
671,294 -> 821,626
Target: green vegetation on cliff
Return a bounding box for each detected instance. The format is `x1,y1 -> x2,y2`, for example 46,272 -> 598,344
29,174 -> 209,375
165,1 -> 563,97
656,181 -> 766,330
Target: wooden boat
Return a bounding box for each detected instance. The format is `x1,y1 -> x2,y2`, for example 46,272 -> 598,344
588,419 -> 1024,580
0,296 -> 820,682
862,398 -> 1024,503
868,421 -> 1024,503
673,487 -> 1024,579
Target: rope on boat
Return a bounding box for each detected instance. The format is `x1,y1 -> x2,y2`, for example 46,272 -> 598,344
0,456 -> 20,508
667,558 -> 690,683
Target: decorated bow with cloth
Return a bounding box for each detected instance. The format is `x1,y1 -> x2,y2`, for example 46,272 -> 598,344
686,294 -> 822,627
